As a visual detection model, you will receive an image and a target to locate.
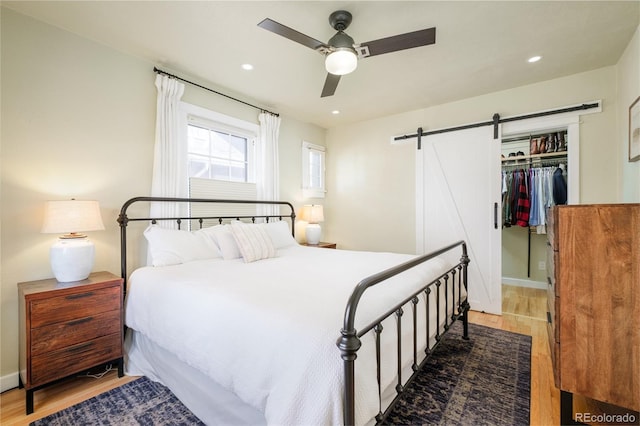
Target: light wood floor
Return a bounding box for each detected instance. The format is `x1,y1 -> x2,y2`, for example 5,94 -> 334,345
0,285 -> 631,425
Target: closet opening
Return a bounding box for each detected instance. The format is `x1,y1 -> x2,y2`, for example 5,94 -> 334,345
500,129 -> 568,319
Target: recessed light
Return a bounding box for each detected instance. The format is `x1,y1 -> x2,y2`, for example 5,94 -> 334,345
241,63 -> 254,71
331,110 -> 340,115
528,56 -> 542,63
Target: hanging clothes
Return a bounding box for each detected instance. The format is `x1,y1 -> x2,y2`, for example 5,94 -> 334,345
536,168 -> 548,233
529,168 -> 540,227
552,165 -> 568,205
502,170 -> 514,227
514,170 -> 530,227
501,164 -> 566,229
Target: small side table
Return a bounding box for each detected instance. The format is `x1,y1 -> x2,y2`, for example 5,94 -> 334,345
18,271 -> 124,414
302,242 -> 337,249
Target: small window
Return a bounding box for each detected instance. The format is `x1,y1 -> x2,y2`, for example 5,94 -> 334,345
180,103 -> 259,228
187,118 -> 255,183
302,141 -> 326,198
181,103 -> 258,204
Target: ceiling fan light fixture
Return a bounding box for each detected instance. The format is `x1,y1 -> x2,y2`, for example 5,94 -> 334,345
325,48 -> 358,75
258,10 -> 436,97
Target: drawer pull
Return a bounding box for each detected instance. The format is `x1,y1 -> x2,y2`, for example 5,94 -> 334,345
547,311 -> 552,324
66,292 -> 94,300
69,342 -> 93,353
67,317 -> 93,327
547,277 -> 552,286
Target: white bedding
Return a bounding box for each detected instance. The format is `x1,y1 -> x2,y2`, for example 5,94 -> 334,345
124,244 -> 463,425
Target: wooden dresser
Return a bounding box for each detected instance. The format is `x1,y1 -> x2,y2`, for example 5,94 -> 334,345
18,271 -> 124,414
546,204 -> 639,422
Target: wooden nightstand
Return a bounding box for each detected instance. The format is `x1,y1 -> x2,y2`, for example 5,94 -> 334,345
18,271 -> 124,414
302,241 -> 337,249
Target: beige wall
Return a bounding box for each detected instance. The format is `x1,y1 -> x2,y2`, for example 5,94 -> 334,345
323,110 -> 426,254
501,228 -> 548,283
0,9 -> 325,387
326,66 -> 621,253
617,25 -> 640,202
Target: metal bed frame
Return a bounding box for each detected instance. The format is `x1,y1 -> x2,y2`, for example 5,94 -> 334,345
118,196 -> 471,426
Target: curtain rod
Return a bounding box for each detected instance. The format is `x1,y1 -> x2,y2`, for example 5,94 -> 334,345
395,102 -> 600,149
153,67 -> 279,117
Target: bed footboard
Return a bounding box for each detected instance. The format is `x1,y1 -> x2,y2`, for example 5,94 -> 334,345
337,240 -> 470,426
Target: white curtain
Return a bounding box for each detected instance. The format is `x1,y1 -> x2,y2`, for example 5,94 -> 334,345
150,74 -> 186,228
257,112 -> 281,216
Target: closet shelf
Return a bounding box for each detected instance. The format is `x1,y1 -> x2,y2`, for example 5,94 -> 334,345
501,151 -> 567,162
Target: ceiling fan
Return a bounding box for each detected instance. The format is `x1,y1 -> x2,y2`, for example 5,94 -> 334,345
258,10 -> 436,97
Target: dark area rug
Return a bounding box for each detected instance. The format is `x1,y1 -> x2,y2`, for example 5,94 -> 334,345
30,376 -> 204,426
32,321 -> 530,426
386,321 -> 531,425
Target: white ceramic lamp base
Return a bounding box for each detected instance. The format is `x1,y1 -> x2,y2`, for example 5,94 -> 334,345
50,238 -> 95,282
305,223 -> 322,245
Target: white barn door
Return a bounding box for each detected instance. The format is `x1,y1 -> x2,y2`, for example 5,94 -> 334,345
416,126 -> 502,315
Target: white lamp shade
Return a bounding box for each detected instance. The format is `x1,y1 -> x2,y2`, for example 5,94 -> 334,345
325,49 -> 358,75
42,200 -> 105,235
300,204 -> 324,224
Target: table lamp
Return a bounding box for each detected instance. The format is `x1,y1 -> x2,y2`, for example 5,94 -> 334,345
301,204 -> 324,245
41,199 -> 105,282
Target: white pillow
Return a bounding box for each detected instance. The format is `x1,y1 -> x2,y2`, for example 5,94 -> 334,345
262,221 -> 297,249
207,225 -> 242,260
230,222 -> 277,263
144,225 -> 222,267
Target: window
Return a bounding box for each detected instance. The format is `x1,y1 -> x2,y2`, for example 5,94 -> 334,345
187,116 -> 255,183
180,103 -> 259,205
302,141 -> 326,198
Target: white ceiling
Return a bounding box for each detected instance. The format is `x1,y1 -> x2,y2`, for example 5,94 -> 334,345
3,1 -> 639,128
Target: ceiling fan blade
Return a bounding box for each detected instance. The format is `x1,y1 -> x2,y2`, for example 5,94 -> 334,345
359,27 -> 436,58
321,73 -> 341,97
258,18 -> 327,51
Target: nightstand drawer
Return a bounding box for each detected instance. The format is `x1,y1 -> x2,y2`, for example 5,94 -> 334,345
30,333 -> 122,385
30,285 -> 121,328
31,309 -> 122,356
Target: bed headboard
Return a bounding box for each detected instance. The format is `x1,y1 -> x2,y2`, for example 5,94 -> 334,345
117,196 -> 296,289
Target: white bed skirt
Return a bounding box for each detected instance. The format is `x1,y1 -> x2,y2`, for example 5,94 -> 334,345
124,329 -> 266,425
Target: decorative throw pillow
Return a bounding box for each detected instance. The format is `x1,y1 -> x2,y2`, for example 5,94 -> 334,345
230,222 -> 277,263
144,225 -> 222,267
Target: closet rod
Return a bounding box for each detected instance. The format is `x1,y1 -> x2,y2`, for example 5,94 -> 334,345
395,102 -> 599,147
501,160 -> 567,170
153,67 -> 279,117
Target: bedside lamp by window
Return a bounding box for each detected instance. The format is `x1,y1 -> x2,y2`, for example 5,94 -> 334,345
300,204 -> 324,245
41,200 -> 105,282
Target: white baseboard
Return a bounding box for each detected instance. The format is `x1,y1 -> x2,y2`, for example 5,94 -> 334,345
1,371 -> 19,392
502,277 -> 546,290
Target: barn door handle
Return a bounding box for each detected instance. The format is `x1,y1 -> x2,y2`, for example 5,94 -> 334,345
494,202 -> 498,229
